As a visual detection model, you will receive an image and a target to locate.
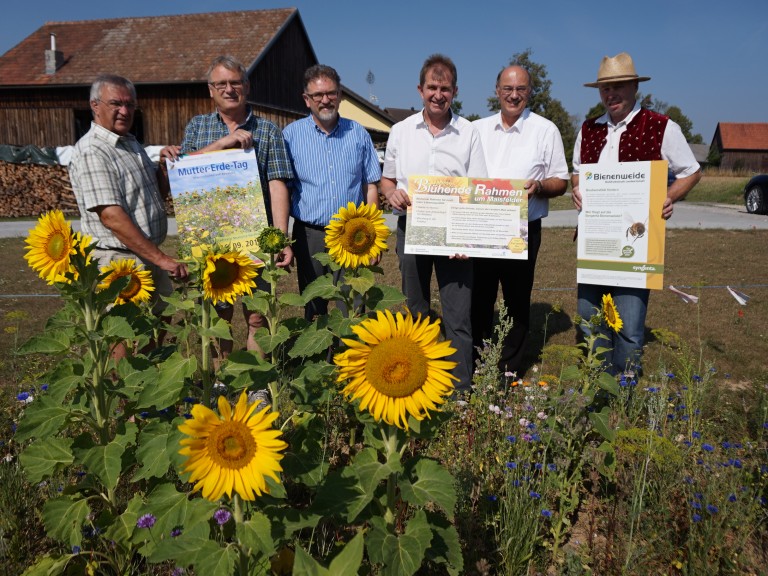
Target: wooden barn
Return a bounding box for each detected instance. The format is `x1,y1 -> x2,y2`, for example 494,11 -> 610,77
0,9 -> 393,148
709,123 -> 768,172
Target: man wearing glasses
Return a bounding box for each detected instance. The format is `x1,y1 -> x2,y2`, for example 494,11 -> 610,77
164,55 -> 294,360
70,74 -> 188,329
283,64 -> 381,320
471,65 -> 569,378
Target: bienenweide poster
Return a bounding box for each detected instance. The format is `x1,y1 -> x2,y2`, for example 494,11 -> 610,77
404,175 -> 529,259
167,149 -> 267,260
577,160 -> 668,289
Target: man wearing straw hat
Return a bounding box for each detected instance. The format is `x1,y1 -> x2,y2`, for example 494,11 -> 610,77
571,52 -> 701,376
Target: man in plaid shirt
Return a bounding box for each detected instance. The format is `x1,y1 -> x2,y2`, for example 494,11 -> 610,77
162,55 -> 294,360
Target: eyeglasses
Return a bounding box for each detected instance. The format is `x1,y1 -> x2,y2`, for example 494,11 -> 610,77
209,80 -> 244,92
98,99 -> 137,111
304,90 -> 339,103
498,85 -> 530,96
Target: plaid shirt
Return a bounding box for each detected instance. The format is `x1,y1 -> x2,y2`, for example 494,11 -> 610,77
69,123 -> 167,248
180,108 -> 294,223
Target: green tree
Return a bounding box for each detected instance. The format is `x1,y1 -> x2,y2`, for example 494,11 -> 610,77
488,49 -> 577,168
451,99 -> 480,121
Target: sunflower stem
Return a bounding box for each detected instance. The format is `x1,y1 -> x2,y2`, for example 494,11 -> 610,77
233,494 -> 249,575
201,298 -> 213,408
382,424 -> 401,532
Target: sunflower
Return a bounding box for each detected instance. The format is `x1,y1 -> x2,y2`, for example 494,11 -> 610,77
24,210 -> 77,284
178,390 -> 287,501
325,202 -> 388,268
602,293 -> 623,333
97,259 -> 154,305
334,309 -> 458,429
256,226 -> 290,255
202,250 -> 259,305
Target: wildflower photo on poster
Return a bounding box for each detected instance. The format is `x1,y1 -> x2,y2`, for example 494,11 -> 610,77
167,148 -> 268,260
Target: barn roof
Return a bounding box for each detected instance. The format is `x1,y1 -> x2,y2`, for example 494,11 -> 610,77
0,8 -> 301,86
716,123 -> 768,151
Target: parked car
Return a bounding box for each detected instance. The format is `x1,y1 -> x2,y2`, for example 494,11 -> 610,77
744,174 -> 768,214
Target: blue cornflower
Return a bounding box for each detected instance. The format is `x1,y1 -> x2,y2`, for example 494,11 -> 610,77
72,545 -> 81,555
684,476 -> 694,484
535,463 -> 543,470
646,387 -> 658,393
506,462 -> 518,470
702,444 -> 714,452
722,441 -> 731,449
728,494 -> 737,503
667,414 -> 675,420
183,397 -> 199,404
529,491 -> 541,499
41,384 -> 49,391
683,441 -> 692,447
139,411 -> 150,418
692,431 -> 701,439
137,514 -> 156,529
531,433 -> 541,442
183,413 -> 193,419
16,392 -> 29,401
763,422 -> 768,430
666,372 -> 675,379
690,501 -> 701,510
692,514 -> 701,522
694,492 -> 703,500
512,480 -> 521,487
706,504 -> 718,515
214,509 -> 231,525
547,463 -> 557,472
171,528 -> 182,537
506,435 -> 517,443
171,569 -> 185,576
693,375 -> 702,382
681,415 -> 689,421
541,509 -> 552,518
732,459 -> 743,469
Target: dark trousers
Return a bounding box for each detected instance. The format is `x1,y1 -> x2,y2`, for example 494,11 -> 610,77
471,218 -> 542,375
293,219 -> 343,321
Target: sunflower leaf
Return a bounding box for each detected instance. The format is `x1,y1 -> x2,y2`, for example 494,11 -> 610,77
17,332 -> 71,355
42,496 -> 90,545
423,511 -> 463,575
365,285 -> 406,311
375,510 -> 432,576
198,316 -> 232,340
278,292 -> 306,307
588,406 -> 616,442
74,431 -> 134,491
253,324 -> 291,354
14,400 -> 71,442
328,530 -> 365,575
193,544 -> 238,576
100,315 -> 136,340
132,421 -> 173,481
399,457 -> 456,520
137,352 -> 196,410
19,437 -> 74,483
293,545 -> 331,576
289,324 -> 335,358
597,371 -> 620,396
237,512 -> 277,557
301,274 -> 341,301
346,273 -> 375,295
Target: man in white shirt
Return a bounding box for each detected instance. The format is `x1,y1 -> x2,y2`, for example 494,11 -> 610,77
572,52 -> 701,376
381,54 -> 487,391
472,65 -> 569,377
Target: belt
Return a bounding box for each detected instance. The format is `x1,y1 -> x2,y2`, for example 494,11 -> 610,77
97,246 -> 133,253
294,219 -> 326,232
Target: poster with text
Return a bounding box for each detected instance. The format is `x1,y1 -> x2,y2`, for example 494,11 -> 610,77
404,175 -> 529,258
167,148 -> 267,260
577,160 -> 668,289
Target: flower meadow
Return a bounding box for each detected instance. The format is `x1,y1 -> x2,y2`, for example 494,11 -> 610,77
0,207 -> 765,575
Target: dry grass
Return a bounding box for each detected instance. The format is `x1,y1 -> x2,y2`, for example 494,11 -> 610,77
2,228 -> 767,390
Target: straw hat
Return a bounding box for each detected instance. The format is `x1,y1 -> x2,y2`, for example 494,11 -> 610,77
584,52 -> 651,87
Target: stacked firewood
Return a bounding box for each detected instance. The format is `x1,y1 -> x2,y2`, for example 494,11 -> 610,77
0,161 -> 176,217
0,161 -> 78,217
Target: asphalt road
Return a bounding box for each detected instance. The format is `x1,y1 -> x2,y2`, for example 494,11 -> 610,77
2,202 -> 767,238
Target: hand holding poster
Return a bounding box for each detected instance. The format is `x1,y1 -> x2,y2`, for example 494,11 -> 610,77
577,160 -> 668,289
404,175 -> 529,258
166,149 -> 268,260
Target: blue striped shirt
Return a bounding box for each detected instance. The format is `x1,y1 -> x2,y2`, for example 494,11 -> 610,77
283,115 -> 381,226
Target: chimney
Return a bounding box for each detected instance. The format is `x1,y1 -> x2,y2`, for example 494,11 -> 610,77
45,33 -> 64,75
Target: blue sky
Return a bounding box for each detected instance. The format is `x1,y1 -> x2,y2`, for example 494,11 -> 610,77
2,0 -> 767,144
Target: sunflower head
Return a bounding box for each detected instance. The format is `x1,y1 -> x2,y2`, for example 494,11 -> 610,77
601,293 -> 623,333
97,259 -> 155,305
202,248 -> 260,305
24,210 -> 77,284
325,202 -> 388,268
178,390 -> 288,501
256,226 -> 291,255
334,309 -> 457,430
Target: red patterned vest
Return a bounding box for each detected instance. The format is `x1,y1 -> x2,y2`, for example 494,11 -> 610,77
580,108 -> 669,164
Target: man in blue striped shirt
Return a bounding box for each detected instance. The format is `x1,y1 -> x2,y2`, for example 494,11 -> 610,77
283,64 -> 382,320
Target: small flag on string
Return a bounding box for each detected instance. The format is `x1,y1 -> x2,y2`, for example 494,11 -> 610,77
726,286 -> 750,305
668,285 -> 699,304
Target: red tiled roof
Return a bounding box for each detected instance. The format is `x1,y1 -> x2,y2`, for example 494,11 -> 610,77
0,9 -> 296,86
717,123 -> 768,151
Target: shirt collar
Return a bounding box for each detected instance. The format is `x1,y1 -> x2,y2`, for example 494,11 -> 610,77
494,108 -> 530,133
596,102 -> 642,129
92,122 -> 136,147
216,106 -> 253,129
417,108 -> 459,133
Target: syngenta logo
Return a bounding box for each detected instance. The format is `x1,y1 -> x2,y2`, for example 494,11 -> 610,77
589,171 -> 646,183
